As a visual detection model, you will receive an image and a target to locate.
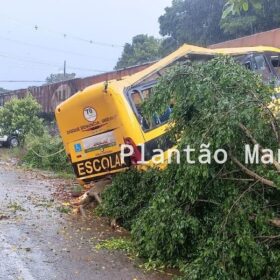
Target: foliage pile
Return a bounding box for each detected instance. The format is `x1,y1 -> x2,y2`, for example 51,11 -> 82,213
95,238 -> 134,254
101,57 -> 280,279
22,131 -> 71,173
101,168 -> 162,229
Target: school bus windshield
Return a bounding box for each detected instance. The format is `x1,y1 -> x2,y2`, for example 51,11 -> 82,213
127,53 -> 215,131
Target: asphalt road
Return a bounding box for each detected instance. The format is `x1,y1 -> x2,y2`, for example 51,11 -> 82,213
0,158 -> 171,280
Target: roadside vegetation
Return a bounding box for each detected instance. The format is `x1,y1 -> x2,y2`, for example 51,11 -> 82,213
0,94 -> 44,141
23,131 -> 72,173
100,57 -> 280,279
0,94 -> 71,173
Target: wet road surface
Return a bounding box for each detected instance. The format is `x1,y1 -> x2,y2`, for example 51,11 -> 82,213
0,160 -> 171,280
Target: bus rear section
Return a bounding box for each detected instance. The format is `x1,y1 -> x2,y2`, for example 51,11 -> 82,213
55,83 -> 132,184
55,45 -> 219,183
213,47 -> 280,92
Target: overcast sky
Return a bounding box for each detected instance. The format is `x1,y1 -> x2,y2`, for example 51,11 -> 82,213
0,0 -> 172,90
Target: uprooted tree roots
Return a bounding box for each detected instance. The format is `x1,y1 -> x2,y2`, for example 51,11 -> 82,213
73,177 -> 116,226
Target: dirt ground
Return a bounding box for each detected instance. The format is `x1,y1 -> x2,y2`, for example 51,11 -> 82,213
0,153 -> 172,280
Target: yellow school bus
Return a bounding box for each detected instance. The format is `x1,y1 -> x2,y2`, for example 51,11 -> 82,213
55,44 -> 280,186
55,44 -> 217,185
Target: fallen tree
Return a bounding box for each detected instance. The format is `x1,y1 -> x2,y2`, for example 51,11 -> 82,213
100,56 -> 280,279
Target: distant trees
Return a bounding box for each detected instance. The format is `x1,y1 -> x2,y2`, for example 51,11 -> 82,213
115,0 -> 280,68
159,0 -> 280,48
115,35 -> 162,70
0,87 -> 8,93
159,0 -> 229,47
45,73 -> 76,84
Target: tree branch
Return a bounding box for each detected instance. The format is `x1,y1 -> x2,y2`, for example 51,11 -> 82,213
229,154 -> 276,188
221,181 -> 258,230
238,123 -> 280,173
249,90 -> 280,144
196,199 -> 220,206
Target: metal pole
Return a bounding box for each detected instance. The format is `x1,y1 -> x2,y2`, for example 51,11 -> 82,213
64,60 -> 66,77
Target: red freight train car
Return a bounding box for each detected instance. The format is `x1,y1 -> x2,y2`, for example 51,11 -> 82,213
0,62 -> 154,113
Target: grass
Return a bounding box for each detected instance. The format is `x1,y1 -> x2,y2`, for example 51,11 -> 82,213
0,148 -> 12,160
95,237 -> 134,253
7,201 -> 26,213
94,237 -> 171,274
57,203 -> 72,214
54,172 -> 76,180
0,147 -> 24,159
0,147 -> 75,180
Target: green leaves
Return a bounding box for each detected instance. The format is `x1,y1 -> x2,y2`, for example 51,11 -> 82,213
0,94 -> 44,142
222,4 -> 235,19
102,57 -> 280,279
221,0 -> 280,37
243,1 -> 249,11
99,168 -> 161,229
222,0 -> 261,18
45,73 -> 76,84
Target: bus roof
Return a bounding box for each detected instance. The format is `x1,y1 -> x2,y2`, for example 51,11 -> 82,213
112,44 -> 216,88
80,44 -> 280,94
114,45 -> 280,89
212,46 -> 280,55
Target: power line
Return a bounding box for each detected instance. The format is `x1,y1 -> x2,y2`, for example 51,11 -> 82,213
0,13 -> 124,48
0,36 -> 116,62
0,80 -> 44,83
0,52 -> 108,73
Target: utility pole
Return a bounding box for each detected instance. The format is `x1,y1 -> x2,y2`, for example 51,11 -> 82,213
63,60 -> 66,78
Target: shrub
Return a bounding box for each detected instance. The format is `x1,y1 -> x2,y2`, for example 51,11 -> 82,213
22,131 -> 71,173
0,94 -> 44,141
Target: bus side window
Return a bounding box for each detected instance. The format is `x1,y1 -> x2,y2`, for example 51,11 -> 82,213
244,61 -> 252,70
131,91 -> 142,110
142,88 -> 153,100
252,55 -> 272,82
131,91 -> 150,130
234,54 -> 252,70
143,88 -> 173,128
129,87 -> 173,131
270,55 -> 280,77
